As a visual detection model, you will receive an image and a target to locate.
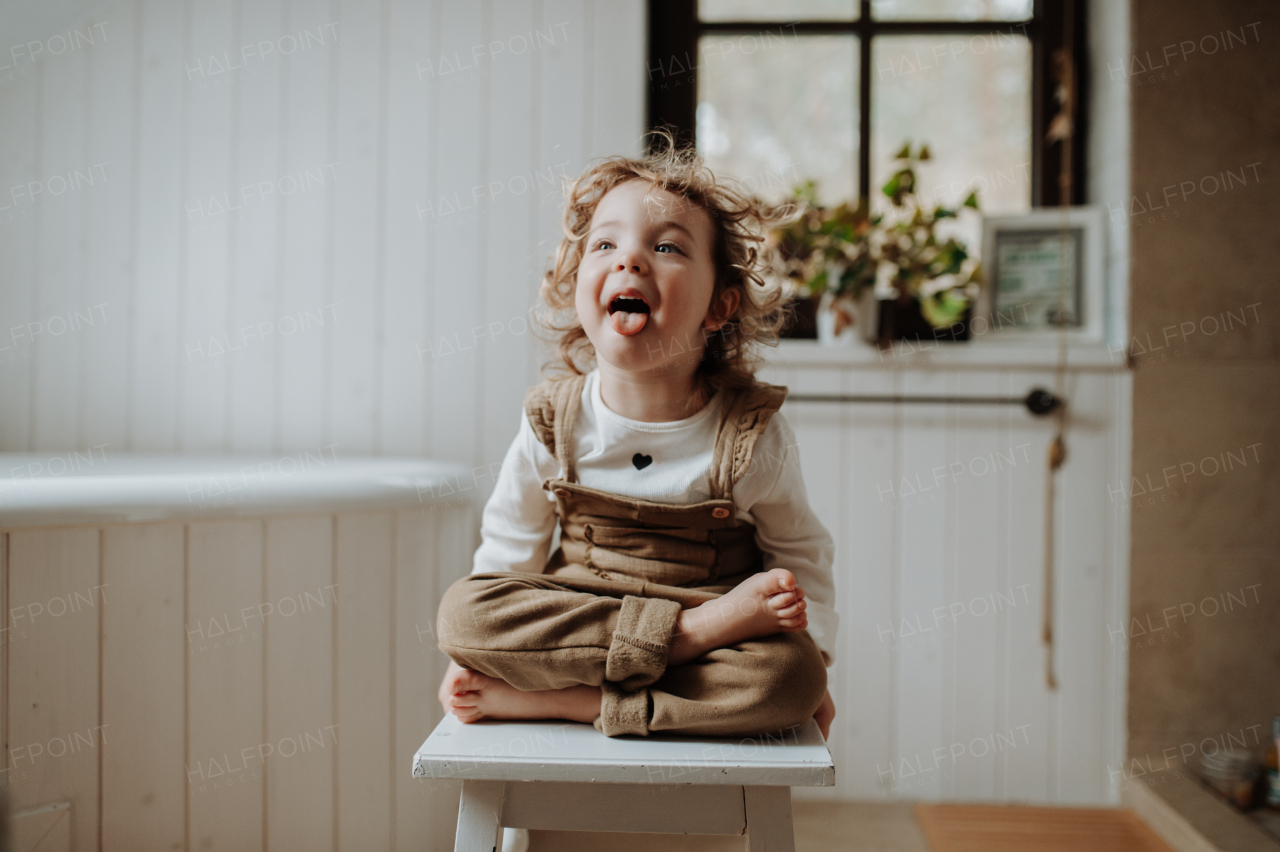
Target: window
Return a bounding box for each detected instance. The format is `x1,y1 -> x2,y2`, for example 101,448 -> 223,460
647,0 -> 1086,215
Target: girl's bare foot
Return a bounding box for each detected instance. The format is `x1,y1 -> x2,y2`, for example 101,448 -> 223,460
668,568 -> 808,665
442,664 -> 602,725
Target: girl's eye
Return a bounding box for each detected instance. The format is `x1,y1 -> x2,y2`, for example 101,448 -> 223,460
594,240 -> 615,250
656,243 -> 683,254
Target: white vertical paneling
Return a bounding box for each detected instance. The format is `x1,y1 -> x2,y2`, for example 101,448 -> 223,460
101,522 -> 186,852
7,529 -> 100,852
378,0 -> 432,456
428,1 -> 484,463
538,0 -> 587,175
336,511 -> 392,850
82,5 -> 137,450
265,515 -> 334,852
394,509 -> 451,852
276,0 -> 336,449
840,369 -> 898,798
187,519 -> 265,852
1054,372 -> 1113,804
587,0 -> 645,159
328,0 -> 384,453
0,67 -> 38,449
179,0 -> 237,450
530,0 -> 587,400
130,0 -> 187,450
31,39 -> 87,450
946,372 -> 1006,799
229,0 -> 286,451
783,367 -> 842,801
0,0 -> 651,462
1000,369 -> 1054,801
893,370 -> 950,802
479,0 -> 537,472
0,0 -> 1132,810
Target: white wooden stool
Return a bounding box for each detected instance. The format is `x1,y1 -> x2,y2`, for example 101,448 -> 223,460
414,715 -> 834,851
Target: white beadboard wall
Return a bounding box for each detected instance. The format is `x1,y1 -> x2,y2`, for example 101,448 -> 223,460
0,0 -> 645,464
0,506 -> 476,852
0,0 -> 1135,827
763,358 -> 1131,807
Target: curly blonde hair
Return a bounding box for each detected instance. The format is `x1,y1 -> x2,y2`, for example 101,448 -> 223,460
536,131 -> 794,397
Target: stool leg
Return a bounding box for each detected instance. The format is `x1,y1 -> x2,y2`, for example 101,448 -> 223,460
455,780 -> 505,852
744,786 -> 795,852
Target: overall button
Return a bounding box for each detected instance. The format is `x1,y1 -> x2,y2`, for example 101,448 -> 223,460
711,507 -> 731,519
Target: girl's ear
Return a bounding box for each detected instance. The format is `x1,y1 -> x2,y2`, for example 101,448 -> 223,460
703,287 -> 741,332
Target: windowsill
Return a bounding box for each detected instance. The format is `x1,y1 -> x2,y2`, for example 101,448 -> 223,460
764,337 -> 1127,371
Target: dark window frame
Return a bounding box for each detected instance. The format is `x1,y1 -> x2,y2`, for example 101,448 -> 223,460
646,0 -> 1087,207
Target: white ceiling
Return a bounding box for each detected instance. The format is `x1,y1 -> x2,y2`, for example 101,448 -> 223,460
2,0 -> 115,52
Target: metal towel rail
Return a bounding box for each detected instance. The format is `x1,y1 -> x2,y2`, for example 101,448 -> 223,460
787,387 -> 1064,417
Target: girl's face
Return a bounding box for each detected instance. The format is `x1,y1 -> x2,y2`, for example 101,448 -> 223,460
575,179 -> 738,378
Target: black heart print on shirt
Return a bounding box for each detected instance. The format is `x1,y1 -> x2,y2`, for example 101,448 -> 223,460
632,453 -> 653,470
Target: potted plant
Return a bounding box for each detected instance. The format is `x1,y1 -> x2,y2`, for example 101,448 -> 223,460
873,142 -> 982,345
771,143 -> 982,346
770,182 -> 877,344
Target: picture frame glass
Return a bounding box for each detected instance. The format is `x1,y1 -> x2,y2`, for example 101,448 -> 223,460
991,227 -> 1084,330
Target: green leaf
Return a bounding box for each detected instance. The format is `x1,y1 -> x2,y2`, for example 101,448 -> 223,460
893,142 -> 912,160
881,173 -> 901,202
919,288 -> 969,328
808,268 -> 829,296
918,144 -> 932,161
962,191 -> 979,209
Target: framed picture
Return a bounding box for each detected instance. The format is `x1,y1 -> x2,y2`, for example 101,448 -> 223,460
977,207 -> 1106,342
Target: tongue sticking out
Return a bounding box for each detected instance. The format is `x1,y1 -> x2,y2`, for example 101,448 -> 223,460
607,295 -> 650,336
610,310 -> 648,336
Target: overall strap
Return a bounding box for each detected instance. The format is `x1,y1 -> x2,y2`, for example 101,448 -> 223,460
708,381 -> 789,500
523,373 -> 588,483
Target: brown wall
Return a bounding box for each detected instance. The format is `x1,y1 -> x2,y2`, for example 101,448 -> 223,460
1127,0 -> 1280,760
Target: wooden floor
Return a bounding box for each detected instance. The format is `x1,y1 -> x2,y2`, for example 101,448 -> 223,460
527,801 -> 1176,851
915,804 -> 1176,852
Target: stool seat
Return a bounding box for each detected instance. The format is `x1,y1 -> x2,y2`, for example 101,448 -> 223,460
414,716 -> 834,851
414,715 -> 834,786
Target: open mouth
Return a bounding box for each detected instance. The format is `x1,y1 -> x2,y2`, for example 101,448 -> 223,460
607,294 -> 650,336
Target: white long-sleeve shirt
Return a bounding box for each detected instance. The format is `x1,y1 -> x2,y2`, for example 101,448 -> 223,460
472,369 -> 838,665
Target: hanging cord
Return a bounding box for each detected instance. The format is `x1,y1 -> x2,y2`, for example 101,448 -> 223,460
1041,0 -> 1077,691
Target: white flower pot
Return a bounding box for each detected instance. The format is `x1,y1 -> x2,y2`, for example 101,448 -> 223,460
816,291 -> 859,346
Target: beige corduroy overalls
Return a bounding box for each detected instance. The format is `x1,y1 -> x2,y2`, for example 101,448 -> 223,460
437,373 -> 827,737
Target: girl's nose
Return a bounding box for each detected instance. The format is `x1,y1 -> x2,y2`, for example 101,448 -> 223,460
616,253 -> 646,274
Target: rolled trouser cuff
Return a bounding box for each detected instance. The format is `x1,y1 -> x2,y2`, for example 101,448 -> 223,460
597,683 -> 651,737
605,595 -> 681,689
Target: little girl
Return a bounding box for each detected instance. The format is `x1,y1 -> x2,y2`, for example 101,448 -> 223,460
436,139 -> 837,740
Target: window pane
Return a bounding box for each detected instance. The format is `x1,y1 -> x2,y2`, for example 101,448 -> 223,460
871,0 -> 1032,21
697,35 -> 858,204
699,0 -> 858,22
872,34 -> 1030,251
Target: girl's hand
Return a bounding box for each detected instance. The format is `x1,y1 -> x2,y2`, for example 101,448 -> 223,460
814,688 -> 836,740
438,660 -> 471,715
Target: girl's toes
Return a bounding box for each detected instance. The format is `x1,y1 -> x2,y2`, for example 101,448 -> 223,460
457,671 -> 495,694
776,599 -> 806,618
769,591 -> 798,610
765,568 -> 797,594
